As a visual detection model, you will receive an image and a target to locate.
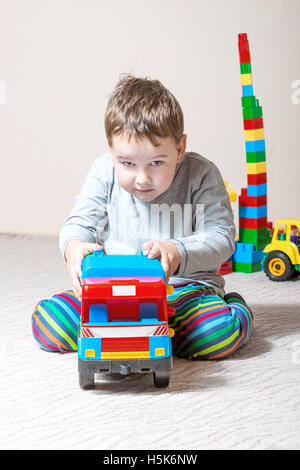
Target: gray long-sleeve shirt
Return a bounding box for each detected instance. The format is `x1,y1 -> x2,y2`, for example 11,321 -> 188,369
59,152 -> 236,296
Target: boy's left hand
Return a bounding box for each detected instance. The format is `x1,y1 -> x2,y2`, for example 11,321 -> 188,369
142,240 -> 181,283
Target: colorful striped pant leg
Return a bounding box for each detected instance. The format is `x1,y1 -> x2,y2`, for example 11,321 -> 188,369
31,284 -> 252,359
167,283 -> 253,360
31,290 -> 81,353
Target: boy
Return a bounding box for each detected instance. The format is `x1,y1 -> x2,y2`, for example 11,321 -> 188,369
32,75 -> 252,359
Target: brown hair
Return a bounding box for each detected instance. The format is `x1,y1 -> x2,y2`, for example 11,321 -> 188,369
105,74 -> 184,147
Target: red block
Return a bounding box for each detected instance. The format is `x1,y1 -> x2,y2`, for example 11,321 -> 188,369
238,33 -> 251,63
243,117 -> 264,130
247,172 -> 267,185
217,261 -> 233,275
239,188 -> 267,207
239,216 -> 267,229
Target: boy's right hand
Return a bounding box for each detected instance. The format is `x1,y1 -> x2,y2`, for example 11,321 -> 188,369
65,239 -> 103,300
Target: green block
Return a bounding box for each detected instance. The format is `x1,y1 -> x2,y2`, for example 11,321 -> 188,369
246,150 -> 266,163
242,106 -> 263,119
241,96 -> 258,108
240,62 -> 252,74
233,261 -> 262,273
239,227 -> 271,250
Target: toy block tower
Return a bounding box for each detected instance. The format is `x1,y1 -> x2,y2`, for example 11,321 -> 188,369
233,33 -> 272,273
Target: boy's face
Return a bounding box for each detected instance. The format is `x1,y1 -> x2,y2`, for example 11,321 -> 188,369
109,133 -> 186,202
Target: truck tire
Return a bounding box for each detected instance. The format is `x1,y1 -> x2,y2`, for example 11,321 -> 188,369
153,371 -> 170,388
79,371 -> 95,390
263,251 -> 294,281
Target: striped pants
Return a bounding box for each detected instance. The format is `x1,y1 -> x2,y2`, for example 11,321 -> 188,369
31,284 -> 253,360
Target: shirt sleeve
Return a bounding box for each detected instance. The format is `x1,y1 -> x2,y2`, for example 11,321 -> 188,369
169,161 -> 236,275
59,157 -> 109,259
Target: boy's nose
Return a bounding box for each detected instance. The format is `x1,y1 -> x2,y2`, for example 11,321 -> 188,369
136,172 -> 152,187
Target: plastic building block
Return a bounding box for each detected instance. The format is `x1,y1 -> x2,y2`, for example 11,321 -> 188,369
78,251 -> 173,389
244,128 -> 265,141
246,150 -> 266,163
241,95 -> 258,108
224,180 -> 237,202
239,216 -> 267,229
239,227 -> 271,250
247,173 -> 267,185
239,204 -> 267,219
238,33 -> 251,63
233,242 -> 264,264
242,106 -> 263,120
247,183 -> 267,197
233,261 -> 262,273
239,189 -> 267,207
246,161 -> 266,174
245,139 -> 265,153
243,117 -> 264,130
217,260 -> 233,275
240,73 -> 253,85
242,85 -> 254,96
240,62 -> 252,74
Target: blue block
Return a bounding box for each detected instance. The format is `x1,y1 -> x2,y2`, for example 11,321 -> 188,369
245,139 -> 266,152
247,184 -> 267,197
242,85 -> 254,96
233,242 -> 264,264
239,205 -> 267,219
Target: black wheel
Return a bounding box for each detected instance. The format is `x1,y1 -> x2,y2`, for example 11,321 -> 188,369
79,371 -> 94,390
153,371 -> 170,388
263,251 -> 294,282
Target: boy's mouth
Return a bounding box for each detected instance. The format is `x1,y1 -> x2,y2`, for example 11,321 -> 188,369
136,189 -> 153,193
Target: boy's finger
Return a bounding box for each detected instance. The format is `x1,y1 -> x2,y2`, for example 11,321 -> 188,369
82,243 -> 102,255
71,275 -> 82,299
91,243 -> 103,251
74,260 -> 82,281
160,255 -> 169,273
142,241 -> 154,255
147,242 -> 162,259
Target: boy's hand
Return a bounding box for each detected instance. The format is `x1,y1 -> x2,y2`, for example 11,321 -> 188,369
65,239 -> 103,300
142,240 -> 181,284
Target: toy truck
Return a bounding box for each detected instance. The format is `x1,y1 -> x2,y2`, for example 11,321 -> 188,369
78,250 -> 175,389
262,218 -> 300,281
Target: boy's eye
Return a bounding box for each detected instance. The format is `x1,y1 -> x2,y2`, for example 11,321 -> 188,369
122,161 -> 135,167
151,161 -> 163,166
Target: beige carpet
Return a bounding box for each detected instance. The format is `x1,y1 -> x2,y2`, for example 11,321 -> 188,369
0,233 -> 300,450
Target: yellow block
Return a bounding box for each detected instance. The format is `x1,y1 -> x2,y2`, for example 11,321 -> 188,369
247,161 -> 267,175
85,349 -> 95,358
101,351 -> 150,360
244,128 -> 265,141
224,180 -> 237,202
240,73 -> 252,85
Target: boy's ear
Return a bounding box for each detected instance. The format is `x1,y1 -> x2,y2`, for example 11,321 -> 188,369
176,134 -> 187,162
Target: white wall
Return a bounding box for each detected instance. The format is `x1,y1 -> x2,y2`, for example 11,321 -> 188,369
1,0 -> 299,235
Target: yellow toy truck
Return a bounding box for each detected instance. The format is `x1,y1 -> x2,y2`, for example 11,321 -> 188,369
262,218 -> 300,281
